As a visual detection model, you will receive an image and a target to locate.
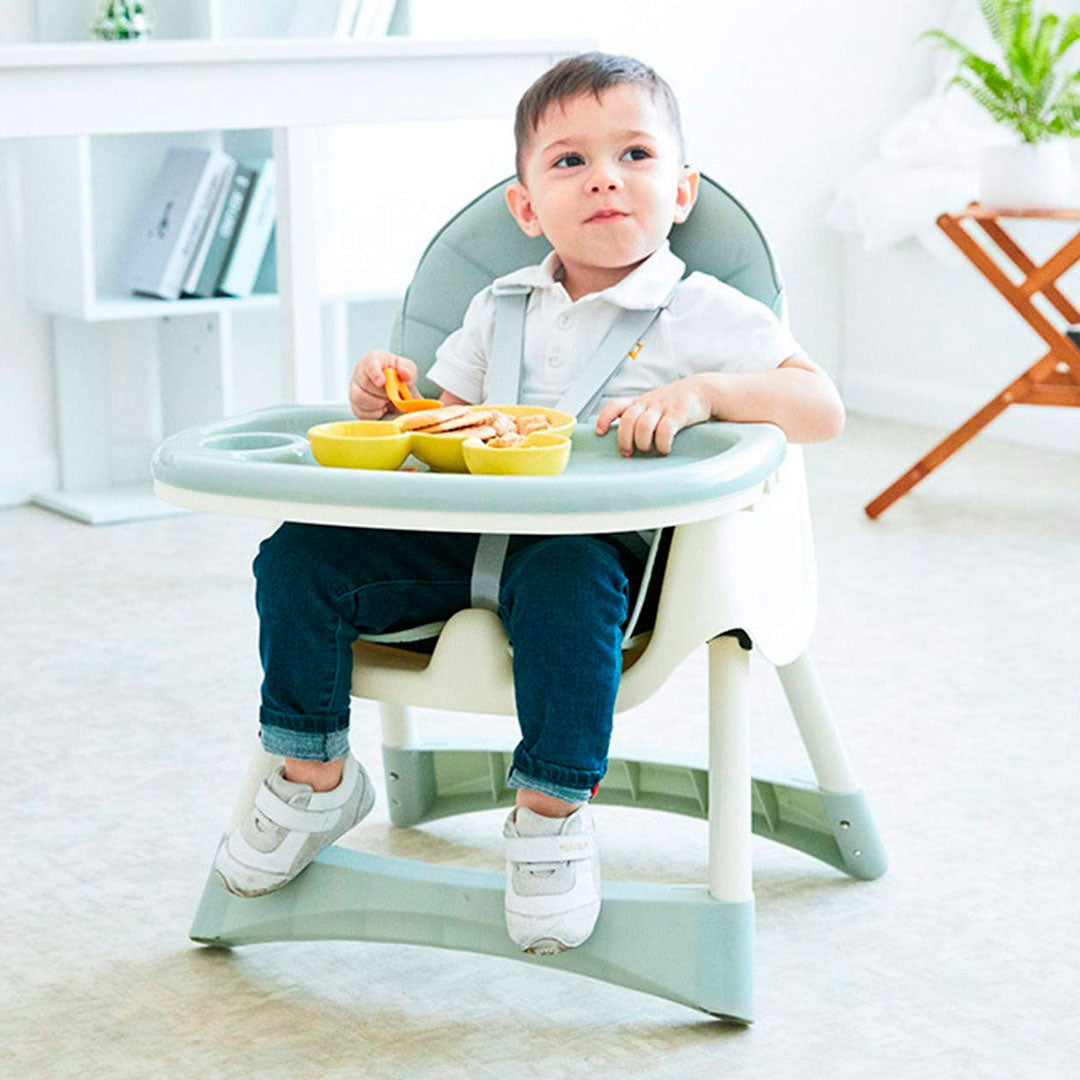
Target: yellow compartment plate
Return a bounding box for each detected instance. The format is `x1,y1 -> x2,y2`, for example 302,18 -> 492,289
409,405 -> 575,472
308,406 -> 576,474
308,420 -> 411,471
462,431 -> 572,476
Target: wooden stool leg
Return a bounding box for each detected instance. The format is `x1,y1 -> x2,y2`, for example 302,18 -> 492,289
864,398 -> 1009,518
865,348 -> 1059,518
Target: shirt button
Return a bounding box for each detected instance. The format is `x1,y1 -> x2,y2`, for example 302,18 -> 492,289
557,313 -> 572,329
548,355 -> 563,367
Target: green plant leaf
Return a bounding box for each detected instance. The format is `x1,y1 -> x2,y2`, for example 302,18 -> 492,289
949,74 -> 1019,126
1008,3 -> 1036,91
919,29 -> 1015,103
1032,13 -> 1059,79
978,0 -> 1011,52
1054,13 -> 1080,61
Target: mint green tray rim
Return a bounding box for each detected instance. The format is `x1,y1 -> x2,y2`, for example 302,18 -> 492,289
150,405 -> 786,516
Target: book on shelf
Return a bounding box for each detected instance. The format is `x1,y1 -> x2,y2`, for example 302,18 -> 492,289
186,164 -> 257,299
352,0 -> 401,37
180,158 -> 238,297
124,147 -> 235,301
253,225 -> 278,295
217,159 -> 277,299
288,0 -> 363,37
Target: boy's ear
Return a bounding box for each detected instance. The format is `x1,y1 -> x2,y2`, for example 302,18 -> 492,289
673,168 -> 700,225
506,182 -> 544,238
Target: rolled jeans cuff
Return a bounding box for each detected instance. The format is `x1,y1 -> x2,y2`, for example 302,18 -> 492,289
259,708 -> 351,762
506,747 -> 602,804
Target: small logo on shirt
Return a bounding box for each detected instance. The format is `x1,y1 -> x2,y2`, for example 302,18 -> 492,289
628,341 -> 644,361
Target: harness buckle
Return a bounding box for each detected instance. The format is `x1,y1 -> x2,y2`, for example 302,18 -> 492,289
490,281 -> 533,297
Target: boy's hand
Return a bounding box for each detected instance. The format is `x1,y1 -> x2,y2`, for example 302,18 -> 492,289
594,376 -> 712,456
349,350 -> 419,419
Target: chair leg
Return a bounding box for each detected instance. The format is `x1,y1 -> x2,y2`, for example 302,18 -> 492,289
225,746 -> 282,832
707,634 -> 753,902
776,650 -> 857,793
776,650 -> 888,880
378,702 -> 416,747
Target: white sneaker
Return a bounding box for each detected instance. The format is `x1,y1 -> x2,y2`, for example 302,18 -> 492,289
213,752 -> 375,898
503,803 -> 601,955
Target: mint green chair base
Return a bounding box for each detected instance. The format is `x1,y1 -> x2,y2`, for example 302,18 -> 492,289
381,746 -> 886,882
191,854 -> 755,1022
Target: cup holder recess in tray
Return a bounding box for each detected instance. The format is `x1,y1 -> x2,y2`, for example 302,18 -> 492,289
200,432 -> 310,461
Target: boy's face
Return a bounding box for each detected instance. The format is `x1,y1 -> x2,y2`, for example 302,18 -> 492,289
506,83 -> 698,288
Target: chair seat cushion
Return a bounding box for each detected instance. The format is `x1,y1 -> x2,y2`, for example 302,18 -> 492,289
354,529 -> 671,655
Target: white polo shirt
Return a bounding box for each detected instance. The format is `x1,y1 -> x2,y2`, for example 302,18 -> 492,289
427,239 -> 804,418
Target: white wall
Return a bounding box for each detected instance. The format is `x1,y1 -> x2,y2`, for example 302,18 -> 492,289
0,0 -> 955,505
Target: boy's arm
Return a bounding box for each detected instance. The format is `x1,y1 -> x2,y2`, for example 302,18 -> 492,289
694,355 -> 845,443
595,355 -> 844,455
438,390 -> 474,406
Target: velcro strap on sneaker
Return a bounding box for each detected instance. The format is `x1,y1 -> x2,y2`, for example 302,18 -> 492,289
255,785 -> 343,833
504,833 -> 596,864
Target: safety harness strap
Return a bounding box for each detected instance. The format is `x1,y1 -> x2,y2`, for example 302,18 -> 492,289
467,283 -> 677,613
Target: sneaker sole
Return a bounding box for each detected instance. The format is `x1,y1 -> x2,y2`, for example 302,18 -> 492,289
212,859 -> 289,899
508,896 -> 601,954
524,937 -> 569,956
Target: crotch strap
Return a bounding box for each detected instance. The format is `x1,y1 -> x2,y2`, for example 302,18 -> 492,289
468,282 -> 677,612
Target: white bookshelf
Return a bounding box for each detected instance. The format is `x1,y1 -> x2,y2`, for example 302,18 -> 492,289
3,1 -> 588,521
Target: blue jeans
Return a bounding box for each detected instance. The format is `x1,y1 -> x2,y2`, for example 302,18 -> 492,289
252,524 -> 653,804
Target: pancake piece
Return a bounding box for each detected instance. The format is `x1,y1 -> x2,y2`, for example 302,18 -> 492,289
423,408 -> 499,434
399,405 -> 470,432
446,423 -> 497,441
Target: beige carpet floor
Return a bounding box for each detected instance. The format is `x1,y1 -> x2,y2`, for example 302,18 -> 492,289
1,413 -> 1077,1079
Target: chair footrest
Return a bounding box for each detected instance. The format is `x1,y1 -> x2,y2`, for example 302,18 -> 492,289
190,843 -> 755,1021
382,742 -> 886,880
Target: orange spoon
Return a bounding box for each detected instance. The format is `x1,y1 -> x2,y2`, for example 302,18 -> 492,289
383,366 -> 442,413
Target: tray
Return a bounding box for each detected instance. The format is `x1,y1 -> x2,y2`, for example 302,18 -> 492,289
151,405 -> 786,531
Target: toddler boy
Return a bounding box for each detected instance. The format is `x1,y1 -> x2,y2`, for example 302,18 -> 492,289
214,52 -> 843,956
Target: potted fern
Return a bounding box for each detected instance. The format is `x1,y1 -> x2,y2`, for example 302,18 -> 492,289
91,1 -> 152,41
920,0 -> 1080,206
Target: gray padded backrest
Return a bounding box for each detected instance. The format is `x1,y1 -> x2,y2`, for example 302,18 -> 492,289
390,172 -> 784,398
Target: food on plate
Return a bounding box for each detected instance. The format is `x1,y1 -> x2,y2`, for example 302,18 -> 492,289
421,408 -> 499,433
398,405 -> 472,431
490,412 -> 516,436
399,406 -> 552,444
517,414 -> 551,435
446,423 -> 498,440
487,433 -> 527,448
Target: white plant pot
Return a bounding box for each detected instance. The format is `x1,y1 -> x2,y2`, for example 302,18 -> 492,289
978,141 -> 1075,208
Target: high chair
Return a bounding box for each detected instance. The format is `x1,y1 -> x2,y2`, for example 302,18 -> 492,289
156,174 -> 886,1023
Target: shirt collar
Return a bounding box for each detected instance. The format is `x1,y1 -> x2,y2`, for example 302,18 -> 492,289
492,239 -> 685,310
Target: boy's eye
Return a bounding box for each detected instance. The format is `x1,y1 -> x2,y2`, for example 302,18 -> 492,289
552,147 -> 652,169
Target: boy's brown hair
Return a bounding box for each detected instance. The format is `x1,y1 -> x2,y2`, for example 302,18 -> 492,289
513,52 -> 686,182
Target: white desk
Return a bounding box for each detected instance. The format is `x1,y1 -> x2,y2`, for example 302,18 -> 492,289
0,37 -> 589,521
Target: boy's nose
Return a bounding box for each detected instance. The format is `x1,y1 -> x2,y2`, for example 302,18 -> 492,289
587,168 -> 623,193
585,159 -> 623,192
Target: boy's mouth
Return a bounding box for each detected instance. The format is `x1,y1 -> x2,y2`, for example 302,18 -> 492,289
586,210 -> 629,223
